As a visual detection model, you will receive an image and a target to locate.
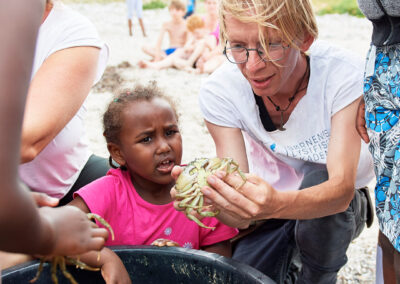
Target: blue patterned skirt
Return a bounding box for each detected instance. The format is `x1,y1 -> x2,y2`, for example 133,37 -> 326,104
364,44 -> 400,252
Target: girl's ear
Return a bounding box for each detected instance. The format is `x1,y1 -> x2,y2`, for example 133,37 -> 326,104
107,142 -> 126,168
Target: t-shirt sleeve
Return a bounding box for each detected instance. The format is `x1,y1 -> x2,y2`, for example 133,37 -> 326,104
199,217 -> 239,247
198,67 -> 243,129
49,7 -> 109,84
329,56 -> 364,116
73,176 -> 117,221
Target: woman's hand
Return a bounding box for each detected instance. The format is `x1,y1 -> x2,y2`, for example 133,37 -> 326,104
201,171 -> 277,228
355,97 -> 370,143
170,166 -> 277,229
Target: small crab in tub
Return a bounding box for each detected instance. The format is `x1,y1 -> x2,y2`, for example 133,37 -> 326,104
174,157 -> 246,229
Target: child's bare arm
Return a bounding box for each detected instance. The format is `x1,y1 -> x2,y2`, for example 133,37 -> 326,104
154,23 -> 168,60
201,240 -> 232,258
68,195 -> 91,214
78,248 -> 131,284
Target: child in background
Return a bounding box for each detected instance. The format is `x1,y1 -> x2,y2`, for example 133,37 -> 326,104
138,15 -> 217,71
126,0 -> 146,37
141,0 -> 187,62
67,83 -> 238,281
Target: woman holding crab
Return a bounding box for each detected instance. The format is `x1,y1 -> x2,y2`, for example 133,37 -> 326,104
172,0 -> 376,282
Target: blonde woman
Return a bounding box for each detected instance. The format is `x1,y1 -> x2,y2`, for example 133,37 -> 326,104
172,0 -> 375,282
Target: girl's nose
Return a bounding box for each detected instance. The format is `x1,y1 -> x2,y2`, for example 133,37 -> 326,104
156,138 -> 171,154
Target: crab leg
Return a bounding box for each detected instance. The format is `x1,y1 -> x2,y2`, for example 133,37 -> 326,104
51,258 -> 59,284
59,257 -> 78,284
30,259 -> 45,283
87,213 -> 115,241
66,257 -> 100,271
186,212 -> 216,230
175,184 -> 198,198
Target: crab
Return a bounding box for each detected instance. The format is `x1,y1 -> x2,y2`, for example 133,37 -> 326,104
175,157 -> 246,230
30,213 -> 115,284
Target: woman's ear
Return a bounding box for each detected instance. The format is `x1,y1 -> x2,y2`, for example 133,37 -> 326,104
299,32 -> 314,53
107,142 -> 126,168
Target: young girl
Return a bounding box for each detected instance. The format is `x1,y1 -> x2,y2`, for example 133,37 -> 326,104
68,83 -> 238,281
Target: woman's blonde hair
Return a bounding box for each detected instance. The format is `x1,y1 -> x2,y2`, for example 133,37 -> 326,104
219,0 -> 318,53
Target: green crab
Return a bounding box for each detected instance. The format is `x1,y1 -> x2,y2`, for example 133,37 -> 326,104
30,213 -> 115,284
175,157 -> 246,230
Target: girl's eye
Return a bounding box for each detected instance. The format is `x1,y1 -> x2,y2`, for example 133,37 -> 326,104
166,129 -> 178,136
140,136 -> 152,143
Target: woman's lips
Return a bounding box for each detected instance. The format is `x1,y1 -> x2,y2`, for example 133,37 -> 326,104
250,75 -> 273,89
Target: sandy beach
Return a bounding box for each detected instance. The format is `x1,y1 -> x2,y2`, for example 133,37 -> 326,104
71,2 -> 377,282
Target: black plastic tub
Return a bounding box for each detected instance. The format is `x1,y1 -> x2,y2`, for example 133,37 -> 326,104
2,245 -> 275,284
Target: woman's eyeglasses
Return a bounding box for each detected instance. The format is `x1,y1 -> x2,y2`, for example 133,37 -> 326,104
223,42 -> 289,64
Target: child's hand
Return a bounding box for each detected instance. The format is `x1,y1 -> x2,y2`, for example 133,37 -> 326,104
101,257 -> 132,284
39,206 -> 109,256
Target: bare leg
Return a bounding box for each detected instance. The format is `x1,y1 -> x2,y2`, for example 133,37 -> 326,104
138,48 -> 186,69
138,56 -> 176,70
128,19 -> 133,36
171,40 -> 207,71
202,55 -> 225,74
138,18 -> 146,37
141,45 -> 156,59
185,40 -> 206,67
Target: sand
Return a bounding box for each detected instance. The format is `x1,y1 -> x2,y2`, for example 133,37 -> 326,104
71,2 -> 378,282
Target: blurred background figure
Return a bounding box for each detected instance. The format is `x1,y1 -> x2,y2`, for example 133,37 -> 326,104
184,0 -> 195,19
126,0 -> 147,36
141,0 -> 187,62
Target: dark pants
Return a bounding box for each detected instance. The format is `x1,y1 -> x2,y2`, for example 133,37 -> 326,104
58,154 -> 109,206
232,169 -> 372,284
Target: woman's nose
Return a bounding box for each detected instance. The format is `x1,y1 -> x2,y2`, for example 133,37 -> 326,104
245,51 -> 265,72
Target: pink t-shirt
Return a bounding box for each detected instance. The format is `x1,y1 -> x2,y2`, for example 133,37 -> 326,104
75,168 -> 238,248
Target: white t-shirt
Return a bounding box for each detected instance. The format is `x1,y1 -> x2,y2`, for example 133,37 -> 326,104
199,40 -> 374,190
18,3 -> 109,198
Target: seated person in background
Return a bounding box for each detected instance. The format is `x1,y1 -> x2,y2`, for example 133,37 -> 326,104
19,0 -> 110,206
193,45 -> 225,74
141,0 -> 187,62
66,83 -> 238,282
138,15 -> 216,71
